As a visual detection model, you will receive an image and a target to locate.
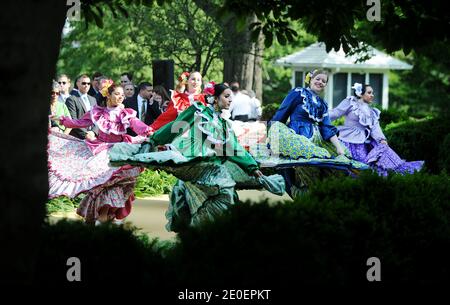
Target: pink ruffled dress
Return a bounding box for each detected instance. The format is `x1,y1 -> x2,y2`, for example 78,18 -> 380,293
48,106 -> 151,222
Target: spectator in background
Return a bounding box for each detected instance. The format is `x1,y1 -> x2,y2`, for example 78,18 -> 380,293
247,89 -> 262,121
95,76 -> 109,107
124,83 -> 135,99
120,72 -> 134,87
124,82 -> 160,135
49,80 -> 72,134
65,74 -> 98,140
69,75 -> 80,95
228,82 -> 254,122
152,85 -> 171,113
57,74 -> 72,103
88,71 -> 103,97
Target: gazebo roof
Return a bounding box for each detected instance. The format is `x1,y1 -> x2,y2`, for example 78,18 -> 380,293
275,42 -> 413,70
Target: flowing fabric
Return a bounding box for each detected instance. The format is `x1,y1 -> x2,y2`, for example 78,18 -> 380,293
48,105 -> 151,221
109,102 -> 285,231
329,96 -> 424,175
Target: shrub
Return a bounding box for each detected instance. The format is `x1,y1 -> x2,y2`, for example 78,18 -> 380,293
134,169 -> 176,198
384,116 -> 449,174
35,220 -> 171,285
379,108 -> 410,128
171,172 -> 450,286
46,196 -> 81,214
261,102 -> 280,122
438,133 -> 450,173
34,172 -> 450,286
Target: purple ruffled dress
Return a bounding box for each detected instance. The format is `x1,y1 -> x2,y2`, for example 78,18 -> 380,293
329,96 -> 424,176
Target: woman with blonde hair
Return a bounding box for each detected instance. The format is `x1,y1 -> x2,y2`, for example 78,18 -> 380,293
148,71 -> 206,132
268,69 -> 366,196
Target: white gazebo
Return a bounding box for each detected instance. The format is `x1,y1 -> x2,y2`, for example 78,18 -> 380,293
275,42 -> 413,109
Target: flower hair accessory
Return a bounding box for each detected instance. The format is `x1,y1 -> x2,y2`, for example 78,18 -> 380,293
178,71 -> 190,83
100,79 -> 114,97
203,81 -> 216,104
352,82 -> 363,97
203,81 -> 215,95
304,69 -> 317,85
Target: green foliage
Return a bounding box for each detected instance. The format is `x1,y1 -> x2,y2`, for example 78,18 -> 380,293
438,134 -> 450,174
171,172 -> 450,285
262,21 -> 316,105
46,196 -> 82,214
384,116 -> 449,174
35,220 -> 170,284
378,107 -> 412,129
260,102 -> 280,122
58,0 -> 224,84
35,171 -> 450,285
222,0 -> 450,56
387,44 -> 450,115
134,169 -> 177,198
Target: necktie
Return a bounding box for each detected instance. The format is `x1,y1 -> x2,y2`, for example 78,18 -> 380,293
141,100 -> 146,122
82,95 -> 90,111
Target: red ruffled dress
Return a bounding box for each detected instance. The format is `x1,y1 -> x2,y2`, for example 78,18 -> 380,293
48,105 -> 151,222
150,91 -> 206,131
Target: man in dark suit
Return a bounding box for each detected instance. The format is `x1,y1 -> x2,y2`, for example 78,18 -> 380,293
88,71 -> 102,97
123,82 -> 161,136
65,74 -> 98,140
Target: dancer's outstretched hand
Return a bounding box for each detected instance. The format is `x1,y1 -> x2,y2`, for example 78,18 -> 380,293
253,169 -> 264,178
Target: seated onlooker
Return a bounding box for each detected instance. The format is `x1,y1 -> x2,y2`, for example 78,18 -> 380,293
124,82 -> 161,136
228,82 -> 254,122
88,71 -> 103,97
124,83 -> 135,99
247,89 -> 262,121
95,76 -> 109,107
49,81 -> 72,134
151,85 -> 171,113
57,74 -> 72,103
65,74 -> 98,140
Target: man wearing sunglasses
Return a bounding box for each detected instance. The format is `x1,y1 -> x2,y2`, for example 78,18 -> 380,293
57,74 -> 71,103
65,74 -> 98,140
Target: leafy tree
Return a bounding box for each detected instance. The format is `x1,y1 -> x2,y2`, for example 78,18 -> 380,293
57,0 -> 224,83
221,0 -> 450,54
262,21 -> 316,105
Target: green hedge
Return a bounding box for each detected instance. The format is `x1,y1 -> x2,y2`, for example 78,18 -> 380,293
438,133 -> 450,173
171,172 -> 450,286
36,172 -> 450,286
384,116 -> 449,174
378,107 -> 411,128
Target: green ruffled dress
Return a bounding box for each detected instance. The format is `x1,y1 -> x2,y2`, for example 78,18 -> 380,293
109,102 -> 284,231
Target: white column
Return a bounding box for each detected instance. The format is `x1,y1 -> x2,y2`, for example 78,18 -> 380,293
346,73 -> 351,97
382,73 -> 389,109
327,71 -> 334,108
291,70 -> 295,89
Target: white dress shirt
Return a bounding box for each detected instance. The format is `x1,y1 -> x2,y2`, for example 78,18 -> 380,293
80,93 -> 91,111
229,92 -> 253,119
137,94 -> 147,121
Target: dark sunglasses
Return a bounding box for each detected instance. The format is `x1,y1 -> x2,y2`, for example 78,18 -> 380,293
51,91 -> 60,95
58,81 -> 67,85
81,82 -> 91,85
